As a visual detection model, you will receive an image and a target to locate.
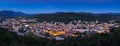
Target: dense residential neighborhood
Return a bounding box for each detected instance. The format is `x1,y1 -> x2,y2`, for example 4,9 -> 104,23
0,17 -> 119,40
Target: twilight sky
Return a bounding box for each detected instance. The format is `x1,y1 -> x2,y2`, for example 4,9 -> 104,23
0,0 -> 120,14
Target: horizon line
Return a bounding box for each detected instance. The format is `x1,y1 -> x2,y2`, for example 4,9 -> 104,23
0,10 -> 120,14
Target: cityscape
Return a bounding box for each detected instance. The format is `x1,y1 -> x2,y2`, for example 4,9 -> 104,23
0,0 -> 120,46
0,17 -> 119,40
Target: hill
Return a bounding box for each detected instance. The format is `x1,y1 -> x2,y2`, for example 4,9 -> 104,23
33,12 -> 120,23
0,10 -> 28,17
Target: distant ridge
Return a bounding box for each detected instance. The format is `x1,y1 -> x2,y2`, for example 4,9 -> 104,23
33,12 -> 120,23
0,10 -> 28,17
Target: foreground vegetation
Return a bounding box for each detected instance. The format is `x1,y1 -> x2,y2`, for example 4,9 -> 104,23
0,27 -> 120,46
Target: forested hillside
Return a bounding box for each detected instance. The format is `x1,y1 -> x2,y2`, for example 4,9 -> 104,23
33,12 -> 120,23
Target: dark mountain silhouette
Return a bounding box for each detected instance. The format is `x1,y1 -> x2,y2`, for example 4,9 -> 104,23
0,10 -> 28,17
33,12 -> 120,23
0,10 -> 120,23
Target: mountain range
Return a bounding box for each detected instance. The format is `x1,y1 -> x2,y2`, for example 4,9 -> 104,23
0,10 -> 120,23
33,12 -> 120,23
0,10 -> 28,17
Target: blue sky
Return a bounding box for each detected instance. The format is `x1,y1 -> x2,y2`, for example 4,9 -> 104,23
0,0 -> 120,14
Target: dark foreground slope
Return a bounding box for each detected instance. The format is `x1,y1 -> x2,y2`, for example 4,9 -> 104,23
0,27 -> 51,46
0,27 -> 120,46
